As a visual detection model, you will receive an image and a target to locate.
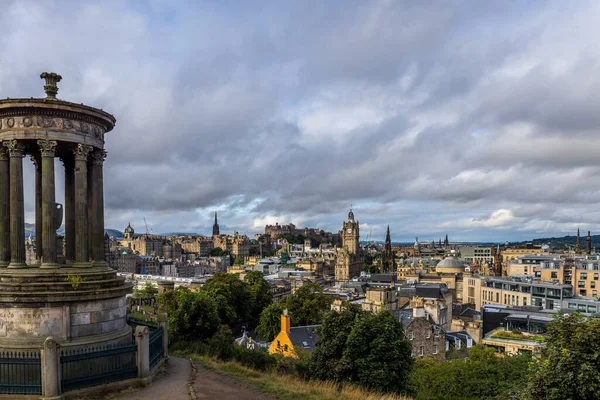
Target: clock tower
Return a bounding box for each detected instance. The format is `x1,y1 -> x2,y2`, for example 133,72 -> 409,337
342,208 -> 360,254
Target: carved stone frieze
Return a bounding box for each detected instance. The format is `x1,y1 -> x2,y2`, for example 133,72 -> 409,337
6,118 -> 14,128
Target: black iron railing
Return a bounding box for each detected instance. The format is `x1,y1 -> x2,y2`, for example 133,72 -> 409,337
149,326 -> 164,370
60,343 -> 137,393
0,351 -> 42,395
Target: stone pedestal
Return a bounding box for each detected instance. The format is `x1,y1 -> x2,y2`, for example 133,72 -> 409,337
41,337 -> 60,400
135,326 -> 150,378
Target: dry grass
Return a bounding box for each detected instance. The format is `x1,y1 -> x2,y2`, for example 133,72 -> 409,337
182,352 -> 411,400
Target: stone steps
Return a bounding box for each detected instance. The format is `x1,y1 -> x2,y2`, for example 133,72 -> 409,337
0,281 -> 133,303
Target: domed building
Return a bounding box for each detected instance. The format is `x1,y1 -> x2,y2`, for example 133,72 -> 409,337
435,256 -> 465,274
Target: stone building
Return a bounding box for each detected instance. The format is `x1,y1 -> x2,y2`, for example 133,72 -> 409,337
335,209 -> 363,282
0,73 -> 132,360
180,236 -> 214,256
213,232 -> 250,259
137,255 -> 159,275
362,284 -> 398,313
110,247 -> 137,273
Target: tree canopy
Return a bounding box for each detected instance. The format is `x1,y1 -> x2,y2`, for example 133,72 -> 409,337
157,288 -> 220,342
528,313 -> 600,400
132,282 -> 158,299
244,271 -> 273,323
201,273 -> 253,329
284,283 -> 331,326
256,303 -> 284,341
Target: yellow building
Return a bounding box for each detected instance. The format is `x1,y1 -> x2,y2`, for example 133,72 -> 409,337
270,309 -> 297,358
362,285 -> 398,313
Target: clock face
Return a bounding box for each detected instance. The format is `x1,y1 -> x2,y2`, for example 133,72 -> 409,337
347,228 -> 352,233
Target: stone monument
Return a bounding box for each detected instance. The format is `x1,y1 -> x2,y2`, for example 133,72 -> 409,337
0,73 -> 132,351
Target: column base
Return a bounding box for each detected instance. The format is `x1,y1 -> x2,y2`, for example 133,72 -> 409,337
7,262 -> 28,269
40,262 -> 61,269
0,261 -> 9,268
92,261 -> 108,268
72,262 -> 92,268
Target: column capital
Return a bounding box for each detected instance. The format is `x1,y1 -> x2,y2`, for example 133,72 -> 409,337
90,149 -> 107,165
73,144 -> 93,161
0,146 -> 8,161
37,140 -> 58,157
3,140 -> 25,158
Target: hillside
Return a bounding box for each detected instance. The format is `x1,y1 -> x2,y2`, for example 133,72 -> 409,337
514,234 -> 599,249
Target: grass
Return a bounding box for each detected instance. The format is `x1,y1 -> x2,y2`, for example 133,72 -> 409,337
130,311 -> 156,325
492,330 -> 547,343
173,350 -> 411,400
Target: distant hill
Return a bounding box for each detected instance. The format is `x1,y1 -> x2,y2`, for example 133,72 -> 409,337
513,234 -> 600,249
24,224 -> 123,238
157,232 -> 200,237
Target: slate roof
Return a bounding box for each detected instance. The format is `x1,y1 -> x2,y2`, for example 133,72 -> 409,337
288,325 -> 320,351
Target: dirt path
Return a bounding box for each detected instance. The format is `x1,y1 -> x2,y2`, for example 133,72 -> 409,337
112,356 -> 274,400
191,362 -> 274,400
113,356 -> 192,400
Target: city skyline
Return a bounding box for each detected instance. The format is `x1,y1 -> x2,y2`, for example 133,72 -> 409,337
2,1 -> 600,242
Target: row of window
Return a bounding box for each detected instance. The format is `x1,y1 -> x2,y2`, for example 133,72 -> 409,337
567,303 -> 598,313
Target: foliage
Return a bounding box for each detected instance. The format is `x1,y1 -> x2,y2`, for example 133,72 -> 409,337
233,346 -> 278,372
244,271 -> 274,322
284,283 -> 331,326
362,264 -> 380,274
234,257 -> 245,265
209,247 -> 228,257
133,282 -> 158,299
342,311 -> 413,394
65,274 -> 83,290
206,325 -> 236,361
492,330 -> 546,343
157,288 -> 220,342
410,345 -> 531,400
201,273 -> 253,329
528,313 -> 600,400
256,303 -> 284,341
310,303 -> 364,381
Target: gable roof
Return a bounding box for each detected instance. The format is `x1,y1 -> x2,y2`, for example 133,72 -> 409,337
288,325 -> 320,351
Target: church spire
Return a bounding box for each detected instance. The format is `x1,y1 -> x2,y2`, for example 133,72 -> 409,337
575,228 -> 581,254
385,225 -> 392,250
212,212 -> 220,236
587,231 -> 592,255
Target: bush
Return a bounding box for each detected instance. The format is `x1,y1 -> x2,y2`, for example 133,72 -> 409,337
234,346 -> 277,372
206,326 -> 236,361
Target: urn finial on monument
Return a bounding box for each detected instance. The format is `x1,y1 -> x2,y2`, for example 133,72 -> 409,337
40,72 -> 62,100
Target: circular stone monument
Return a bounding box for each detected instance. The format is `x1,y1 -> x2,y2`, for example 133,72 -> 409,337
0,73 -> 132,351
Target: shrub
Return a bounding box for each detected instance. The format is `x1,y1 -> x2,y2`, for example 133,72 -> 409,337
206,326 -> 236,361
234,346 -> 277,372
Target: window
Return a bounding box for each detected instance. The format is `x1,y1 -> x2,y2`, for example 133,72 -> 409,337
283,344 -> 288,352
593,290 -> 598,297
408,332 -> 414,340
277,340 -> 281,348
592,282 -> 596,289
568,303 -> 577,309
551,272 -> 558,279
523,298 -> 527,306
433,344 -> 438,355
581,273 -> 588,279
419,346 -> 424,357
426,330 -> 431,339
578,281 -> 586,288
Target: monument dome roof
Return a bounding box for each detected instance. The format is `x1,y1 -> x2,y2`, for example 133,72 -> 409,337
436,256 -> 464,269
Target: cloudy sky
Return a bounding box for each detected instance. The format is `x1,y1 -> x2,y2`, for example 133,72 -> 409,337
1,1 -> 600,242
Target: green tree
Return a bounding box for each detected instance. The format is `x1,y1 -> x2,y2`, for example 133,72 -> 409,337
209,247 -> 227,257
256,303 -> 284,341
234,257 -> 244,266
341,310 -> 413,394
157,288 -> 220,342
529,313 -> 600,400
244,271 -> 273,321
285,283 -> 331,326
201,273 -> 253,329
410,345 -> 531,400
132,282 -> 158,299
310,303 -> 364,382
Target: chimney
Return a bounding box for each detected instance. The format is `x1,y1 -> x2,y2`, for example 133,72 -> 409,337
281,308 -> 291,334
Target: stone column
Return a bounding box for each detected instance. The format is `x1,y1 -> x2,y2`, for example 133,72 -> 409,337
135,326 -> 150,378
0,146 -> 9,267
40,337 -> 60,400
38,140 -> 58,268
89,149 -> 107,266
62,156 -> 75,264
31,154 -> 43,263
4,140 -> 26,268
73,144 -> 92,267
158,313 -> 169,360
